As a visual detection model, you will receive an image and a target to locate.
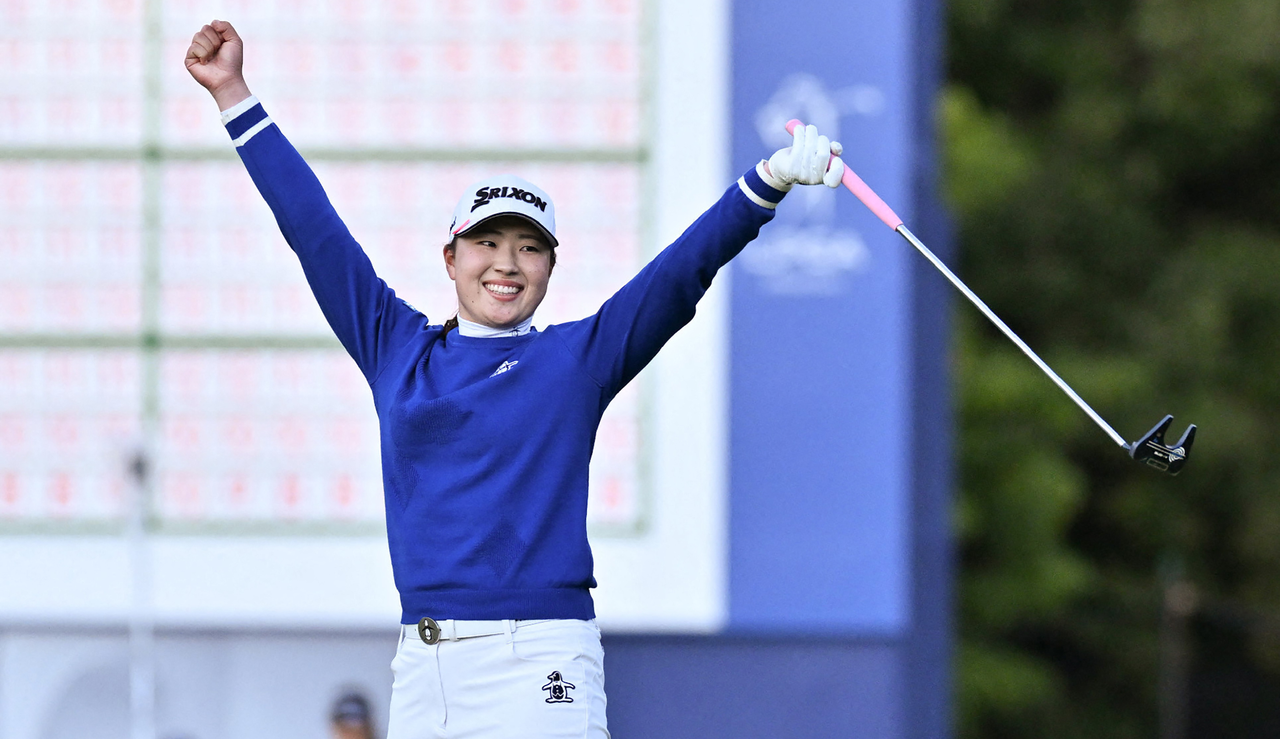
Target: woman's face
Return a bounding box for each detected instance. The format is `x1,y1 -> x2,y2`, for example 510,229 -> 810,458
444,215 -> 553,329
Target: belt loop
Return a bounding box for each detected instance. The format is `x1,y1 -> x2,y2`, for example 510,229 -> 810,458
503,618 -> 514,644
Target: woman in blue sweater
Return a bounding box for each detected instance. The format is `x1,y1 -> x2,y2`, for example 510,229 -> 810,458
186,19 -> 844,739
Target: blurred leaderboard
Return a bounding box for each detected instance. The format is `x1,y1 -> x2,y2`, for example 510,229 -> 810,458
0,0 -> 647,532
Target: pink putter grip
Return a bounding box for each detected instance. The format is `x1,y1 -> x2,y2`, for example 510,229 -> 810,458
784,118 -> 904,230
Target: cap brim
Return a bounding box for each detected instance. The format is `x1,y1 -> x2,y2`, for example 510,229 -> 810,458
454,213 -> 559,248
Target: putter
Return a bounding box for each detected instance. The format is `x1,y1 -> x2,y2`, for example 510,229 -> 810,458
784,119 -> 1197,475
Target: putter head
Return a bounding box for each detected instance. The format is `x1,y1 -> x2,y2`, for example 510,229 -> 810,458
1127,415 -> 1196,475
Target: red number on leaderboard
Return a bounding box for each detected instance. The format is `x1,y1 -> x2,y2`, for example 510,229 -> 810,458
1,473 -> 20,511
48,473 -> 72,513
278,475 -> 302,515
333,475 -> 355,514
227,476 -> 249,512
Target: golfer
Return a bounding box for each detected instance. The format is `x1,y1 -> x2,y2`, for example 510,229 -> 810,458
185,19 -> 844,739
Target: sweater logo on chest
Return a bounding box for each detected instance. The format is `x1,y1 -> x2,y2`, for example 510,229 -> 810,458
489,360 -> 519,378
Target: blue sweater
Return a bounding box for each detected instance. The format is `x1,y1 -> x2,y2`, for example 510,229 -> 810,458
226,101 -> 787,622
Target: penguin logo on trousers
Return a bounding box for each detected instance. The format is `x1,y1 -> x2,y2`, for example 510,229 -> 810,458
542,671 -> 575,703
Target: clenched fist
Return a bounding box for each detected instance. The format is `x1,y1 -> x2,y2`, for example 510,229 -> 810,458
185,20 -> 252,111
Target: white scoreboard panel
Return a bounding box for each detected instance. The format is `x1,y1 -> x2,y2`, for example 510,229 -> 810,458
0,163 -> 143,335
0,0 -> 647,533
0,350 -> 141,522
0,1 -> 145,148
154,350 -> 384,524
0,0 -> 731,631
160,0 -> 643,151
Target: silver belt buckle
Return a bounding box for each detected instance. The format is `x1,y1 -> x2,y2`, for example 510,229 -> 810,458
418,617 -> 441,645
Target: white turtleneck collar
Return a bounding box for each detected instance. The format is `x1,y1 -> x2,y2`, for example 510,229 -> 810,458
456,315 -> 534,338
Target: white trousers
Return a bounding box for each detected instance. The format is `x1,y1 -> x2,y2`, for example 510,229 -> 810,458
387,618 -> 610,739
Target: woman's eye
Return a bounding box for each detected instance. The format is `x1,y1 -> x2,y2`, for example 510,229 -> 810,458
521,245 -> 540,252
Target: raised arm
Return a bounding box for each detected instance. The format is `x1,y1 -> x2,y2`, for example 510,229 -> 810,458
557,125 -> 845,396
184,21 -> 423,383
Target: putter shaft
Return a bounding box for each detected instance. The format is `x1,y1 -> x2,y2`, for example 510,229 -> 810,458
782,117 -> 1171,458
895,225 -> 1129,449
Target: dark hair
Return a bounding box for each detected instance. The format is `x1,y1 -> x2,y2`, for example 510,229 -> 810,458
330,690 -> 374,739
441,234 -> 556,336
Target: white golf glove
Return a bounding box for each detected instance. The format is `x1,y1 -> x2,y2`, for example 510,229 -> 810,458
762,124 -> 845,190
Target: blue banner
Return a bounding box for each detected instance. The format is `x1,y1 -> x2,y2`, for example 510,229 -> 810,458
729,0 -> 917,635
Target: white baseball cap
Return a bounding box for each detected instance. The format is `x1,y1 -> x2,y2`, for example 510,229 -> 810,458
448,175 -> 558,248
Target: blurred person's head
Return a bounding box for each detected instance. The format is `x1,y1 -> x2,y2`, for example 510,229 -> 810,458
329,690 -> 374,739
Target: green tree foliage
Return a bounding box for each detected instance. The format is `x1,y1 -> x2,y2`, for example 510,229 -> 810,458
945,0 -> 1280,735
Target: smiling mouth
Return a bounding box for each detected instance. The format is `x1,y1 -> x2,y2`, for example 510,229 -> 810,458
484,282 -> 522,297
